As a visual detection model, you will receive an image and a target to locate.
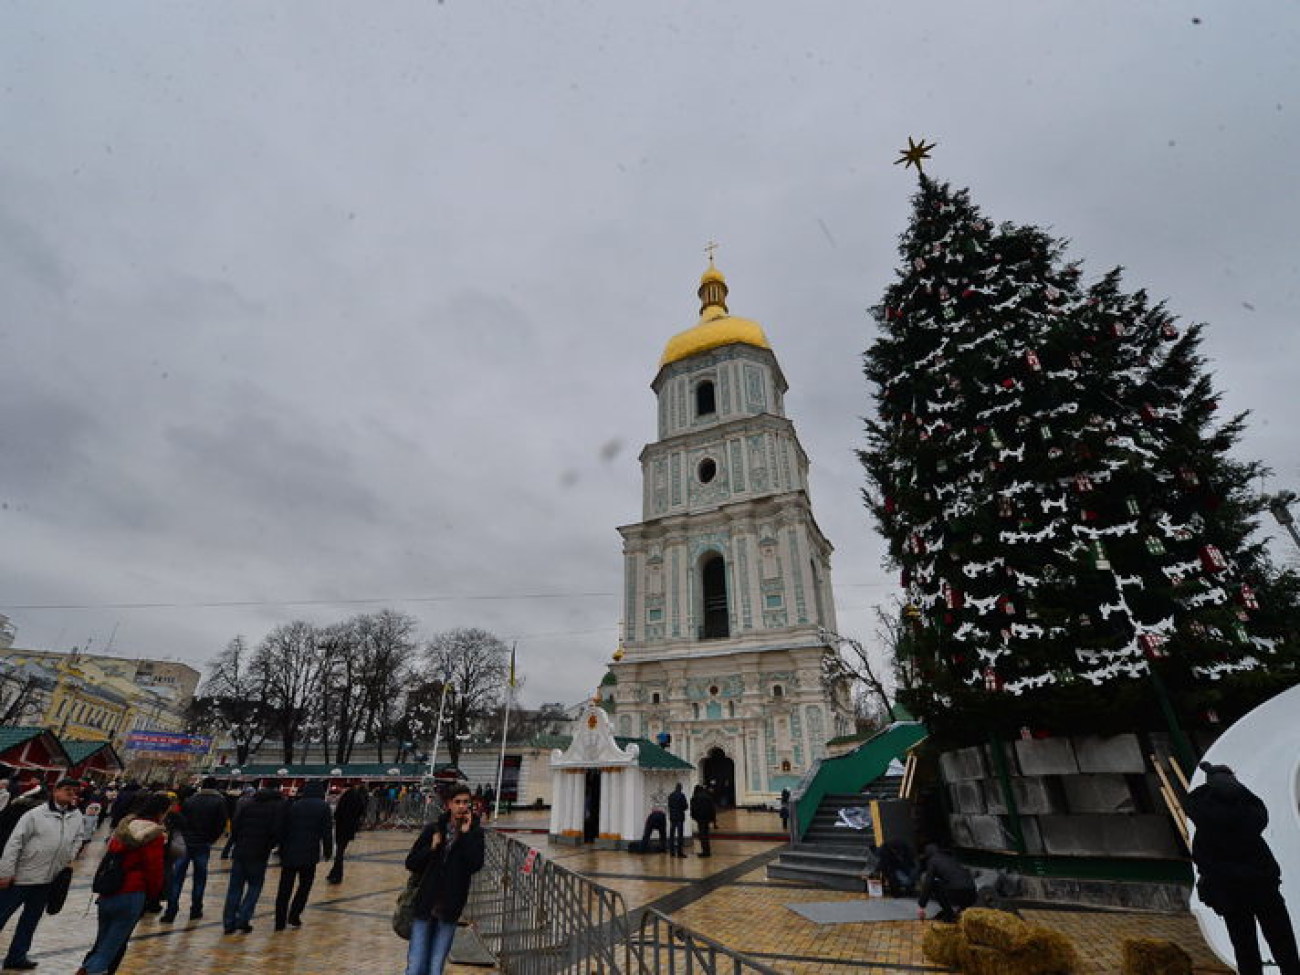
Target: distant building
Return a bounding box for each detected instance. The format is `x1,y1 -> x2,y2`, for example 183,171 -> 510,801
0,647 -> 199,752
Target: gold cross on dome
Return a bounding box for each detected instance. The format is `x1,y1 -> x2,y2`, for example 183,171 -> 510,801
704,240 -> 719,264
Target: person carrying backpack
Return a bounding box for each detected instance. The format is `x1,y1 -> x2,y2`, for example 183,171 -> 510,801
76,791 -> 168,975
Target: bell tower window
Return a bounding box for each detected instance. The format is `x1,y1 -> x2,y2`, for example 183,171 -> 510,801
700,554 -> 730,639
695,380 -> 717,417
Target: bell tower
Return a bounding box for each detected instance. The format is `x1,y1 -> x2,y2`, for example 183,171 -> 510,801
608,260 -> 852,805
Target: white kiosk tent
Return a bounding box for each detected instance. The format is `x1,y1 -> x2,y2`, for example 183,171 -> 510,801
549,705 -> 695,849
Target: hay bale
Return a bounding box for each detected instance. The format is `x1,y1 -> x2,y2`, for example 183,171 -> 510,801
1014,924 -> 1080,974
922,923 -> 966,969
1120,938 -> 1193,975
960,908 -> 1031,952
960,942 -> 1014,975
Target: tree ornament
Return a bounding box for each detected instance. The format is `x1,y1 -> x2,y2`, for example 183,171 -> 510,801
1200,544 -> 1228,572
1139,634 -> 1168,659
1144,535 -> 1166,556
1089,541 -> 1110,569
894,136 -> 936,173
1024,349 -> 1042,371
1239,583 -> 1259,610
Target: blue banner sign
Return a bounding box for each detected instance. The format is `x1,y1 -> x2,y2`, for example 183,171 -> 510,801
125,731 -> 212,754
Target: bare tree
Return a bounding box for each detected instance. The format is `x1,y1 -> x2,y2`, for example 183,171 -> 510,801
820,612 -> 897,727
253,620 -> 326,764
421,628 -> 510,767
354,609 -> 418,762
194,636 -> 275,764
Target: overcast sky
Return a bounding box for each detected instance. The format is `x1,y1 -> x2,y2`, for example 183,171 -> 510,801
3,2 -> 1298,709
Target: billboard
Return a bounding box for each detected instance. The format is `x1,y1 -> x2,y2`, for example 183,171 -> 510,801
125,731 -> 212,755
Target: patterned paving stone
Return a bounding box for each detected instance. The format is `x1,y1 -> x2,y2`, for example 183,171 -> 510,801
9,811 -> 1234,975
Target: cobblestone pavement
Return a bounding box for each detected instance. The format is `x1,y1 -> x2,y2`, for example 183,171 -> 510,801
8,811 -> 1232,975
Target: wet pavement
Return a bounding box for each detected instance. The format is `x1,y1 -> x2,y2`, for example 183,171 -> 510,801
8,810 -> 1231,974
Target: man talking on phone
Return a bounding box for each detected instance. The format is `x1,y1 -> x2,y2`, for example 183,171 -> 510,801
402,784 -> 485,975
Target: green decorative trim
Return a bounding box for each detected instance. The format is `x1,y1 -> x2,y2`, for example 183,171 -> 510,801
957,849 -> 1193,886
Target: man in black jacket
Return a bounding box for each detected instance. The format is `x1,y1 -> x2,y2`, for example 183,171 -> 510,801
689,785 -> 716,858
403,785 -> 484,975
1186,763 -> 1300,975
274,780 -> 333,931
667,784 -> 688,858
221,784 -> 285,934
326,783 -> 368,884
162,777 -> 228,922
917,844 -> 976,922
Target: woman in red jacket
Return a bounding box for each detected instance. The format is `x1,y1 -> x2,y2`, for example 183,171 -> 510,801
77,792 -> 169,975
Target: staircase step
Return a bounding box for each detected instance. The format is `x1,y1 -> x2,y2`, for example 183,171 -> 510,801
767,861 -> 867,892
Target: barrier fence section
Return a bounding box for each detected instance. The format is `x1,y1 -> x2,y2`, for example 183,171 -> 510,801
634,910 -> 784,975
465,831 -> 636,974
466,832 -> 776,975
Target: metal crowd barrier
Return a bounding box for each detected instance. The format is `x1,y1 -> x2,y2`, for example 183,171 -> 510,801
364,793 -> 442,830
465,831 -> 773,975
632,910 -> 783,975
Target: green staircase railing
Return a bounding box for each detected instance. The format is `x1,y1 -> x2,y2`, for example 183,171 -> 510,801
793,721 -> 928,839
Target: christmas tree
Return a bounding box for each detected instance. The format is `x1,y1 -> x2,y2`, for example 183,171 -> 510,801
862,171 -> 1297,741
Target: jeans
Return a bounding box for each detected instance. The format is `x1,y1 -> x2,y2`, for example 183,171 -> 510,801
169,842 -> 212,914
81,891 -> 145,975
405,917 -> 458,975
668,819 -> 685,855
0,883 -> 52,965
223,858 -> 268,930
274,864 -> 316,927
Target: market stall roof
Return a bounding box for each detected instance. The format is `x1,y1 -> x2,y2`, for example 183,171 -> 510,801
63,739 -> 124,776
200,762 -> 461,779
0,726 -> 73,770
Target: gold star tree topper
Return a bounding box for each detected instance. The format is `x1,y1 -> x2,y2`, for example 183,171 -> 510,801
895,136 -> 936,174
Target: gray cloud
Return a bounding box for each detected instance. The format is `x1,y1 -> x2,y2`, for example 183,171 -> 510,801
2,2 -> 1298,706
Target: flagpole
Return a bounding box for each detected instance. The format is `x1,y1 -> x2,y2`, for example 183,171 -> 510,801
493,643 -> 516,819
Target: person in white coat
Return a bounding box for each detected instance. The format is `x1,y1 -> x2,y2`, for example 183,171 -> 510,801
0,779 -> 85,970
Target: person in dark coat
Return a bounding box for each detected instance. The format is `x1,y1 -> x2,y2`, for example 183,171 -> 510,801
666,784 -> 688,858
917,844 -> 977,922
689,785 -> 716,858
108,782 -> 141,829
403,784 -> 485,975
163,776 -> 228,922
221,785 -> 285,934
1186,762 -> 1300,975
274,780 -> 333,931
639,809 -> 668,853
326,783 -> 368,884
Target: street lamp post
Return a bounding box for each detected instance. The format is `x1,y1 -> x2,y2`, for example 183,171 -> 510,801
427,682 -> 453,780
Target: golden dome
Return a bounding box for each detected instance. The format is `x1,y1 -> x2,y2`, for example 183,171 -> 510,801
660,262 -> 772,367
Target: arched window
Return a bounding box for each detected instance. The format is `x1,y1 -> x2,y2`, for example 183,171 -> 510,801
692,703 -> 700,720
651,692 -> 661,705
728,701 -> 736,718
696,380 -> 716,417
773,684 -> 784,698
700,555 -> 729,639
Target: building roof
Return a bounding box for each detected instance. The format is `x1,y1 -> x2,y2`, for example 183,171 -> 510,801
615,736 -> 694,770
659,263 -> 772,366
0,726 -> 47,753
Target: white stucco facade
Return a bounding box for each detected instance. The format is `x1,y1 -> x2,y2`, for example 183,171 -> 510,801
606,268 -> 853,806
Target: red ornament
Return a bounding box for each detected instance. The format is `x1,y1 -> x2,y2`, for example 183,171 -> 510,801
1024,350 -> 1042,371
1139,634 -> 1168,659
1239,584 -> 1260,610
1001,378 -> 1016,389
1200,545 -> 1228,573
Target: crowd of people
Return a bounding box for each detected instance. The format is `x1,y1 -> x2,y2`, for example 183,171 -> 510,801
0,772 -> 385,974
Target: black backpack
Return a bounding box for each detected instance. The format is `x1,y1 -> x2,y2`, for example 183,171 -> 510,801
91,850 -> 126,896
